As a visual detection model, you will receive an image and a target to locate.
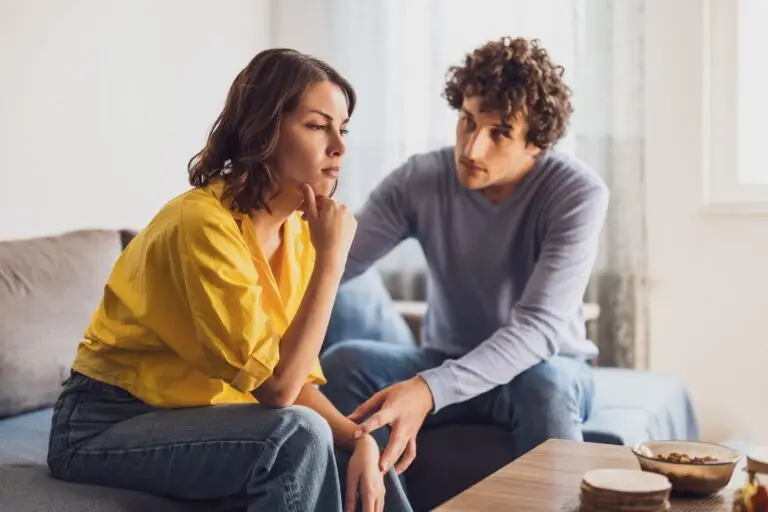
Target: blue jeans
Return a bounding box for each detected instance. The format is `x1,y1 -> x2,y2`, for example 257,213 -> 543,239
320,341 -> 594,461
47,372 -> 411,512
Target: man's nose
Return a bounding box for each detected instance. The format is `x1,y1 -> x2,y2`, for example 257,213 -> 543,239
465,131 -> 489,161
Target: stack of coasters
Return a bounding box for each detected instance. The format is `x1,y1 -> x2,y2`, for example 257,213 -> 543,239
579,469 -> 672,511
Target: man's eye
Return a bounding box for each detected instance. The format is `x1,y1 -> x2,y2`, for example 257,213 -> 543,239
340,128 -> 349,136
463,117 -> 476,132
491,129 -> 510,142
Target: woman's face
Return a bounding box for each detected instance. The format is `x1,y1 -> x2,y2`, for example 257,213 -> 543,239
269,81 -> 349,200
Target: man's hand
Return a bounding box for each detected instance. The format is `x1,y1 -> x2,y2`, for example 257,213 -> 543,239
348,377 -> 434,475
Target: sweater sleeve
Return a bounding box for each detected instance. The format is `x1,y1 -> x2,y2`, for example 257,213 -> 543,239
342,158 -> 418,282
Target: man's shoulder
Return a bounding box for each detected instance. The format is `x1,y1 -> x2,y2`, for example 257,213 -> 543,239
390,146 -> 455,185
539,151 -> 606,190
409,146 -> 455,171
535,151 -> 609,204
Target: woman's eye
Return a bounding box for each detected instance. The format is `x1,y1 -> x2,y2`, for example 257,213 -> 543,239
308,123 -> 348,136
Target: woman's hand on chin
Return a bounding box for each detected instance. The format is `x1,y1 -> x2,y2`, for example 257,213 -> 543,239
300,182 -> 357,271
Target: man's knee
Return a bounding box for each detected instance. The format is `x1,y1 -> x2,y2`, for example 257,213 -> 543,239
501,359 -> 589,450
320,339 -> 380,381
517,360 -> 577,402
511,358 -> 585,425
319,340 -> 385,413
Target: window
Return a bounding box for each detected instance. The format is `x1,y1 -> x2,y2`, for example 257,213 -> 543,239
704,0 -> 768,212
737,0 -> 768,186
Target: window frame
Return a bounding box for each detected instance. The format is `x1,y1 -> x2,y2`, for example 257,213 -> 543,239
702,0 -> 768,214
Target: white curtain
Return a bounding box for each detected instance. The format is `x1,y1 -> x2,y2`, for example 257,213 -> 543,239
326,0 -> 582,271
273,0 -> 648,368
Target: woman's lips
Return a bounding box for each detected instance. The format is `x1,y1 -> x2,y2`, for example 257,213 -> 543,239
322,167 -> 340,178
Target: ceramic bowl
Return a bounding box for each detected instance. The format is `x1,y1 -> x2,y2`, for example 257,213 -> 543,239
632,440 -> 741,495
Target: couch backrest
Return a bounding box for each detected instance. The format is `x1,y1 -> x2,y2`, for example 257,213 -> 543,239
0,230 -> 124,418
119,229 -> 137,250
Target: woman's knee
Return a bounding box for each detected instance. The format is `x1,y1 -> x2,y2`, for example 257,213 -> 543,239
280,405 -> 334,454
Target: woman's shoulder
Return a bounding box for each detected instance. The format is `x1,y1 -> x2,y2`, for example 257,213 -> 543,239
147,184 -> 244,248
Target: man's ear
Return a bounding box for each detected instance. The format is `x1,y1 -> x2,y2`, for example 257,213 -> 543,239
525,143 -> 542,158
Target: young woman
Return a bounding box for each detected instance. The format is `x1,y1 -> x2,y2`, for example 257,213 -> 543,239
46,48 -> 411,512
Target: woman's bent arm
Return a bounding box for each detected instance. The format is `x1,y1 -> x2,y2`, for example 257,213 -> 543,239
252,257 -> 342,408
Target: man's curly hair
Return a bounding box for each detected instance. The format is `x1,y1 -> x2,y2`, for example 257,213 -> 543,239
443,37 -> 573,150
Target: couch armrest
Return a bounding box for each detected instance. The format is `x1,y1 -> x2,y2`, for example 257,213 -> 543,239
393,300 -> 601,341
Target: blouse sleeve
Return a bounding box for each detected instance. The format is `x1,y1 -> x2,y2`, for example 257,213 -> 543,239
178,209 -> 283,393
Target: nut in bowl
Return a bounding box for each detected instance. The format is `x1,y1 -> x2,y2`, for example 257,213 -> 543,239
632,440 -> 741,496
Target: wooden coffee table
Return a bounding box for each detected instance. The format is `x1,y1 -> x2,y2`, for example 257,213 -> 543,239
435,439 -> 747,511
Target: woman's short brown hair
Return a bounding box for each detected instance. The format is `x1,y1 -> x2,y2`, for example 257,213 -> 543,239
188,48 -> 356,213
443,37 -> 572,150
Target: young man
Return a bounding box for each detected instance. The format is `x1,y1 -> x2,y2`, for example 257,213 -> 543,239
321,37 -> 609,478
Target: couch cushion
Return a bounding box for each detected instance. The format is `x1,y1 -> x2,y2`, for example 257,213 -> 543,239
0,409 -> 51,465
582,367 -> 700,446
323,269 -> 415,352
0,464 -> 221,512
0,230 -> 122,418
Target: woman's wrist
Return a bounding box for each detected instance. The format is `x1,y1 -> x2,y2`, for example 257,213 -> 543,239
352,432 -> 378,451
314,252 -> 345,279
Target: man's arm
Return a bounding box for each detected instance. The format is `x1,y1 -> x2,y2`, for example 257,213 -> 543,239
418,182 -> 609,411
342,162 -> 416,282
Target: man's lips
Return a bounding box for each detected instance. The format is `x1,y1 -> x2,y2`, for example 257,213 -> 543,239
460,159 -> 486,173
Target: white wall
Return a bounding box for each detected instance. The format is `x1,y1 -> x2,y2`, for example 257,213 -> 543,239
645,0 -> 768,443
0,0 -> 270,241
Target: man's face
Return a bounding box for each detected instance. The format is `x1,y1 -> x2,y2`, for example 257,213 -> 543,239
454,96 -> 541,197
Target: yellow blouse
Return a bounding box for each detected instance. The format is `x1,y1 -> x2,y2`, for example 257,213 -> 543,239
72,179 -> 325,407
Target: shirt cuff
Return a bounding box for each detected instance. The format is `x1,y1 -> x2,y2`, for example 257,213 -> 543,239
418,365 -> 456,413
308,358 -> 328,386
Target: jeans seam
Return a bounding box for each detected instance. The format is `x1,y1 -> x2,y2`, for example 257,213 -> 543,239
74,438 -> 276,456
283,470 -> 300,512
262,417 -> 301,512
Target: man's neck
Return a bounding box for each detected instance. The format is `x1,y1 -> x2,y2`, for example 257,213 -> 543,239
481,182 -> 517,204
481,157 -> 538,204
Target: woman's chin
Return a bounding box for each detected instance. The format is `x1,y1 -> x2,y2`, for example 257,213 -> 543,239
283,176 -> 336,200
312,179 -> 336,197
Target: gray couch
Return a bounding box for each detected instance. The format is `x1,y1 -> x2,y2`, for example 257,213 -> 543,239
0,229 -> 700,511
